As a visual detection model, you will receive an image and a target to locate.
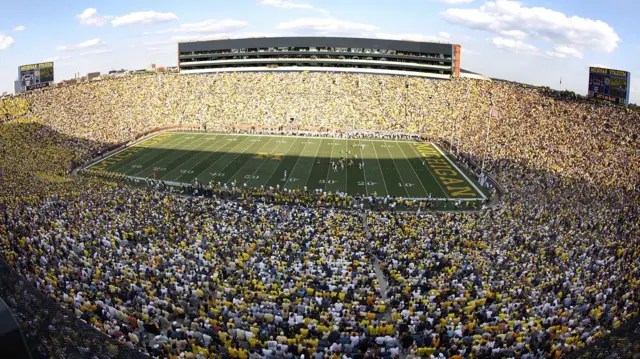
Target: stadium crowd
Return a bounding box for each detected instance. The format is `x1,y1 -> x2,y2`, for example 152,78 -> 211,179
0,72 -> 639,359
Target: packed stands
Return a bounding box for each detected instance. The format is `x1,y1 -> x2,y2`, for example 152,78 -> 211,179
0,72 -> 638,358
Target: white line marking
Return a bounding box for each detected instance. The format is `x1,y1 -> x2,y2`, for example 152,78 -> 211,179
323,138 -> 337,192
407,142 -> 449,197
432,143 -> 487,200
197,135 -> 257,182
370,140 -> 391,196
345,137 -> 348,194
173,136 -> 232,182
225,136 -> 275,183
82,134 -> 162,170
259,137 -> 299,186
300,138 -> 324,191
147,135 -> 214,179
100,175 -> 484,203
110,135 -> 188,173
358,140 -> 369,196
283,139 -> 311,190
167,131 -> 419,144
396,142 -> 433,198
381,140 -> 410,197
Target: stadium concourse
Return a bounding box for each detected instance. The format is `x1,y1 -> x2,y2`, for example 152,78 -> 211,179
0,72 -> 639,359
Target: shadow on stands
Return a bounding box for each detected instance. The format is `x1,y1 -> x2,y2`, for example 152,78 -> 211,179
0,259 -> 148,359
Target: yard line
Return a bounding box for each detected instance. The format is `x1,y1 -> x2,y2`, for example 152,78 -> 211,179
323,138 -> 338,193
282,139 -> 310,190
83,133 -> 163,170
258,138 -> 301,188
305,139 -> 323,185
380,140 -> 410,198
129,135 -> 205,177
432,143 -> 487,200
294,138 -> 325,191
407,142 -> 449,198
196,135 -> 260,183
370,140 -> 391,196
221,136 -> 277,184
396,142 -> 431,198
153,135 -> 220,180
345,137 -> 349,194
173,135 -> 232,182
357,139 -> 369,196
104,134 -> 184,173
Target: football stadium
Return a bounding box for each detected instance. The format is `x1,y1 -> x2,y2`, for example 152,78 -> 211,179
0,32 -> 639,359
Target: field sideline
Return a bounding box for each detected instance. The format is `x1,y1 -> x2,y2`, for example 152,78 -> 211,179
86,132 -> 487,200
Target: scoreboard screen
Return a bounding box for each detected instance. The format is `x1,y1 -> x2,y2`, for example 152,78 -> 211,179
18,62 -> 54,92
588,67 -> 631,105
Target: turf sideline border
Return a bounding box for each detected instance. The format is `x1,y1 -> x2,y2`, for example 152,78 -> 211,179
431,143 -> 487,200
167,131 -> 420,144
81,134 -> 162,171
120,175 -> 482,202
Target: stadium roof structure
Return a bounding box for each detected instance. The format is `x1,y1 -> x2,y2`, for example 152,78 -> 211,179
177,36 -> 462,79
460,68 -> 492,81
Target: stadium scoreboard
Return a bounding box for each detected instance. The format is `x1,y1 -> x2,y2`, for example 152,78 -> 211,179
18,62 -> 54,92
588,67 -> 631,105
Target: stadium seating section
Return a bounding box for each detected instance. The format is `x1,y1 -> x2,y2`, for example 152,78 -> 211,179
0,72 -> 639,359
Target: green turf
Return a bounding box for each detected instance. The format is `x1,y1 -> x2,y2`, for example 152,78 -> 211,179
87,132 -> 487,200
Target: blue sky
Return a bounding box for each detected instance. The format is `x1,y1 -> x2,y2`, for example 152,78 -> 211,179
0,0 -> 638,102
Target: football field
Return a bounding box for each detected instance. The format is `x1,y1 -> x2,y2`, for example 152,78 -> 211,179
86,132 -> 487,200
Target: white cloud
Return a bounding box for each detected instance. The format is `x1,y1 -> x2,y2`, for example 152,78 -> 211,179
277,18 -> 377,36
143,39 -> 176,46
82,49 -> 112,56
498,29 -> 527,39
546,45 -> 583,59
438,32 -> 451,39
76,8 -> 107,26
492,37 -> 539,54
144,31 -> 277,47
158,19 -> 248,34
258,0 -> 329,15
258,0 -> 313,9
441,0 -> 620,58
432,0 -> 474,3
43,56 -> 71,62
0,34 -> 15,49
171,34 -> 231,43
77,38 -> 105,49
111,11 -> 178,27
57,38 -> 106,51
12,25 -> 25,32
